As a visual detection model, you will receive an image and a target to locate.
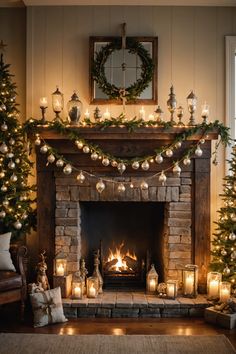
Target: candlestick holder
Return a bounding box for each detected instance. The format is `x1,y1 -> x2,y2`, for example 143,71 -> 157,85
177,105 -> 185,126
187,91 -> 197,126
201,103 -> 210,124
52,86 -> 64,121
167,85 -> 177,124
39,97 -> 48,124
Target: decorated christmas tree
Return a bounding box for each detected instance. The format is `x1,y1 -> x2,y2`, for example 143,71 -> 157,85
0,43 -> 36,240
210,145 -> 236,290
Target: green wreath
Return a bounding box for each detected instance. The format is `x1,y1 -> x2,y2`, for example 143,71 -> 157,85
92,38 -> 154,102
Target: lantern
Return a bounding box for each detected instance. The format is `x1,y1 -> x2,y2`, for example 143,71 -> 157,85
54,251 -> 67,276
67,91 -> 83,125
87,276 -> 99,298
146,264 -> 158,294
155,105 -> 163,123
52,86 -> 64,120
182,264 -> 198,298
166,280 -> 178,299
207,272 -> 222,300
187,90 -> 197,125
72,271 -> 84,299
219,281 -> 231,303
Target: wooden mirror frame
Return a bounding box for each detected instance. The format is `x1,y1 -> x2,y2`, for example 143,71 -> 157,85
89,36 -> 158,105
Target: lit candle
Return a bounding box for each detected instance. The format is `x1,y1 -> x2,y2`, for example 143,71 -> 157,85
54,99 -> 61,112
103,108 -> 110,120
56,263 -> 65,276
74,286 -> 81,298
139,106 -> 145,120
88,284 -> 96,298
209,279 -> 220,298
39,97 -> 48,108
167,283 -> 175,298
84,109 -> 90,119
201,102 -> 209,118
148,113 -> 155,120
185,274 -> 194,294
149,278 -> 156,292
219,282 -> 231,302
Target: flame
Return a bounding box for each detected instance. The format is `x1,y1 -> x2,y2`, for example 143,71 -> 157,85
106,242 -> 137,272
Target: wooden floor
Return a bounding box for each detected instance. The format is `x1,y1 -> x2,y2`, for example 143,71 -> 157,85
0,306 -> 235,350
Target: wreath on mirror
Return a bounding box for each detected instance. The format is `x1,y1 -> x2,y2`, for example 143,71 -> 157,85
92,37 -> 154,102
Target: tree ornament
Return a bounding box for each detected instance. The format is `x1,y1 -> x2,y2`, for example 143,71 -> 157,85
111,160 -> 118,168
6,152 -> 14,159
13,220 -> 22,230
9,138 -> 15,146
15,158 -> 20,164
195,146 -> 203,157
141,160 -> 150,171
165,148 -> 173,157
140,181 -> 149,190
10,174 -> 17,182
229,232 -> 236,241
200,138 -> 205,144
75,140 -> 84,149
130,183 -> 134,188
1,185 -> 7,192
3,199 -> 9,207
56,159 -> 64,167
117,162 -> 126,174
8,160 -> 15,169
159,171 -> 167,185
77,171 -> 85,184
96,180 -> 105,194
34,135 -> 41,146
0,143 -> 8,154
47,154 -> 55,163
173,163 -> 181,177
83,145 -> 90,154
0,171 -> 5,178
102,157 -> 110,166
175,141 -> 182,149
117,183 -> 126,193
22,213 -> 28,220
0,210 -> 6,218
40,145 -> 48,154
223,265 -> 231,275
132,161 -> 140,170
1,122 -> 8,131
91,152 -> 99,161
63,164 -> 72,175
231,250 -> 236,259
221,249 -> 227,256
155,154 -> 163,164
183,156 -> 191,166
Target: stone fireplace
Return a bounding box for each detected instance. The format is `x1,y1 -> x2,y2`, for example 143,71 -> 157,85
36,126 -> 218,292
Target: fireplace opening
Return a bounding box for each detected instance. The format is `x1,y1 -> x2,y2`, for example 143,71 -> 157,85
80,202 -> 165,289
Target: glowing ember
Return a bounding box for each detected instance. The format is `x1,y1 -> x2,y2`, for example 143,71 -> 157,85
106,242 -> 137,272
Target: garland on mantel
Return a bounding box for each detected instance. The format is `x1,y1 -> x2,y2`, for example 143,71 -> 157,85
23,118 -> 230,192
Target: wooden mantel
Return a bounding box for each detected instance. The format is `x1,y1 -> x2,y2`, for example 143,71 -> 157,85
35,126 -> 219,292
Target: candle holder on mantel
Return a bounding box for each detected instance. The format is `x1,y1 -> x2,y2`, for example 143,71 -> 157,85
207,272 -> 222,300
53,251 -> 72,298
166,280 -> 178,299
39,97 -> 48,124
167,85 -> 177,124
187,90 -> 197,126
72,271 -> 84,300
182,264 -> 198,298
87,276 -> 99,298
146,264 -> 158,295
52,86 -> 64,121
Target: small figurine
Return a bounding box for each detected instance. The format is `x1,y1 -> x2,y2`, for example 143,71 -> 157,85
92,249 -> 103,294
94,106 -> 102,120
36,250 -> 50,291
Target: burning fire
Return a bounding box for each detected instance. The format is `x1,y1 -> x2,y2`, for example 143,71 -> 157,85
106,242 -> 137,272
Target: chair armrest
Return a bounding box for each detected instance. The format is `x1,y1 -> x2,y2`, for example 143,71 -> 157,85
16,246 -> 28,287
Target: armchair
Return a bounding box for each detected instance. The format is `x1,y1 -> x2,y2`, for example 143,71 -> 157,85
0,245 -> 27,320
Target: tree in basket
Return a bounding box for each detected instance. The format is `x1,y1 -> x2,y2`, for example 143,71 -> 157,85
0,47 -> 36,240
210,145 -> 236,290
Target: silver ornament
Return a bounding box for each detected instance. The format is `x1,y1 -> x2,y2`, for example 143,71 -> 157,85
1,122 -> 8,131
102,157 -> 110,166
231,250 -> 236,259
1,185 -> 7,192
173,163 -> 181,177
155,154 -> 163,164
140,181 -> 149,190
175,141 -> 182,149
47,154 -> 55,163
63,164 -> 72,175
221,249 -> 227,256
141,160 -> 150,171
75,140 -> 84,149
2,199 -> 9,207
165,149 -> 173,157
229,232 -> 236,241
117,183 -> 126,193
8,160 -> 15,169
83,146 -> 90,154
111,160 -> 118,168
0,143 -> 8,154
200,138 -> 205,144
132,161 -> 140,170
130,183 -> 134,189
183,157 -> 191,166
195,146 -> 203,157
15,158 -> 20,164
91,152 -> 99,161
35,137 -> 41,146
22,213 -> 28,220
9,138 -> 15,146
56,159 -> 64,167
223,265 -> 231,275
0,171 -> 5,178
10,174 -> 18,182
14,220 -> 22,230
40,145 -> 48,154
117,162 -> 126,174
96,180 -> 105,194
0,210 -> 6,218
6,152 -> 14,159
77,172 -> 85,184
159,171 -> 167,185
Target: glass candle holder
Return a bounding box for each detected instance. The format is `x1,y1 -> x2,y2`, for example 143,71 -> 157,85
146,264 -> 158,294
219,281 -> 231,303
183,264 -> 198,298
166,280 -> 178,299
54,252 -> 67,276
207,272 -> 222,300
52,86 -> 64,120
87,276 -> 99,298
72,271 -> 84,299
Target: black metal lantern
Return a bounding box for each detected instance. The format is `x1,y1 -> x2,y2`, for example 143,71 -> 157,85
67,91 -> 83,125
52,86 -> 64,120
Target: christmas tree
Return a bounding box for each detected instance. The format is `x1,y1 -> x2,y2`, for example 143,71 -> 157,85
210,145 -> 236,289
0,43 -> 36,240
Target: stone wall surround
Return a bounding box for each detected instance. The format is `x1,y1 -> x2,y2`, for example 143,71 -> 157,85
55,171 -> 192,284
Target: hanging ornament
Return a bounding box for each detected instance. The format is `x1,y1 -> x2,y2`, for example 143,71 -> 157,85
1,122 -> 8,131
221,249 -> 227,256
77,171 -> 85,184
0,143 -> 8,154
130,183 -> 134,189
6,152 -> 14,159
47,154 -> 55,164
10,174 -> 17,182
140,181 -> 149,190
13,220 -> 22,230
165,148 -> 173,157
9,138 -> 15,146
0,210 -> 6,218
40,145 -> 48,154
173,163 -> 181,177
195,146 -> 203,157
175,141 -> 182,149
132,161 -> 140,170
183,156 -> 191,166
231,250 -> 236,259
117,162 -> 126,174
63,164 -> 72,175
34,135 -> 41,146
200,138 -> 205,144
96,180 -> 105,194
155,154 -> 163,164
1,185 -> 7,192
0,171 -> 5,178
8,160 -> 15,169
56,159 -> 64,167
2,199 -> 9,207
117,183 -> 126,193
15,158 -> 20,164
229,232 -> 236,241
83,145 -> 90,154
102,157 -> 110,166
159,171 -> 167,186
75,140 -> 84,149
91,152 -> 99,161
223,265 -> 231,275
22,213 -> 28,220
111,160 -> 118,168
141,160 -> 150,171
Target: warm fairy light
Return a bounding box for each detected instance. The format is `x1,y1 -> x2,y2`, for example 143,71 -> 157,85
106,242 -> 137,272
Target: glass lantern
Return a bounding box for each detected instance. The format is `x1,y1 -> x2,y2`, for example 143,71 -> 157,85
154,105 -> 163,123
146,264 -> 158,294
207,272 -> 222,300
52,86 -> 64,120
182,264 -> 198,298
187,90 -> 197,125
87,276 -> 99,298
54,251 -> 67,276
166,280 -> 178,299
72,271 -> 84,299
67,91 -> 83,125
219,281 -> 231,303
